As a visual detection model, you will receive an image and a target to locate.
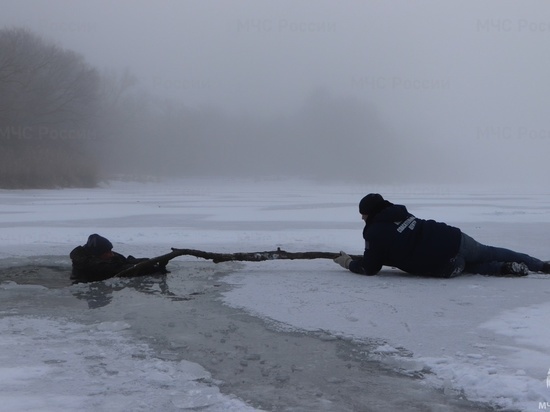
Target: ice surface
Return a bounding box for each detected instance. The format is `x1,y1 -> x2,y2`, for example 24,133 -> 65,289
0,314 -> 254,412
1,178 -> 550,411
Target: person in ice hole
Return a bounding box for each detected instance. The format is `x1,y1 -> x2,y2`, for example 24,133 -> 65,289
334,193 -> 550,278
70,234 -> 168,283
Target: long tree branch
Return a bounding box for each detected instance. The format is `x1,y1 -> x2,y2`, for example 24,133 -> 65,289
114,248 -> 361,278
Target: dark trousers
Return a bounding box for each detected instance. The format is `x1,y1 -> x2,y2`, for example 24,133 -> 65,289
452,233 -> 544,275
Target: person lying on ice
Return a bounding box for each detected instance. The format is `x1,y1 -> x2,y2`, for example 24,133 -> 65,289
334,193 -> 550,278
70,234 -> 168,283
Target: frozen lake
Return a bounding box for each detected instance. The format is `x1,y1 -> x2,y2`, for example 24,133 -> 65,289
1,178 -> 550,411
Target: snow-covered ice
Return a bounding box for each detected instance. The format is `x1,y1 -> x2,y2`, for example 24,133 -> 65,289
1,178 -> 550,411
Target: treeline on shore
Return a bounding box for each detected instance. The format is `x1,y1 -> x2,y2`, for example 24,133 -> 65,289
0,27 -> 398,189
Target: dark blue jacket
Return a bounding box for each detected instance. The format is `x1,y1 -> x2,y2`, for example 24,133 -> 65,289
69,246 -> 165,283
349,204 -> 462,277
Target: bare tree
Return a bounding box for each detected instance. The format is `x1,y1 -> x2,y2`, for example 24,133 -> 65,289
0,28 -> 100,188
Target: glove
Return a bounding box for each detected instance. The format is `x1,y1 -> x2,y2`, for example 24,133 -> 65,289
334,251 -> 352,269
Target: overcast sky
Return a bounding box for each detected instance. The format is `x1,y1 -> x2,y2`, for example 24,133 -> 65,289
2,1 -> 550,186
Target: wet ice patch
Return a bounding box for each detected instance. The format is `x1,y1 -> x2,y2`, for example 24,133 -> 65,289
0,315 -> 258,412
95,320 -> 131,332
0,281 -> 47,291
373,343 -> 400,354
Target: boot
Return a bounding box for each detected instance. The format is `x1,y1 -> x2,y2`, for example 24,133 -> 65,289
500,262 -> 529,277
542,261 -> 550,274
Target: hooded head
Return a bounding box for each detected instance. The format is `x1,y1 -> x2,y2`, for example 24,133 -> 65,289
84,233 -> 113,256
359,193 -> 392,217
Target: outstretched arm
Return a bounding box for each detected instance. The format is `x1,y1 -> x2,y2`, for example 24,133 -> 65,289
333,251 -> 381,276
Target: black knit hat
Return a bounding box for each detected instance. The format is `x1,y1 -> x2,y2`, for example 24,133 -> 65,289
359,193 -> 390,216
85,233 -> 113,256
